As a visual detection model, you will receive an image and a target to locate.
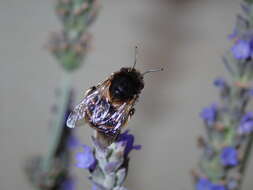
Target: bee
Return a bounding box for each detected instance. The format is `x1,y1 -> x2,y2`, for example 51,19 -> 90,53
67,47 -> 163,138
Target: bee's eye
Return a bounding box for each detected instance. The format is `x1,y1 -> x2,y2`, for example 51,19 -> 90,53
114,85 -> 128,99
114,88 -> 122,96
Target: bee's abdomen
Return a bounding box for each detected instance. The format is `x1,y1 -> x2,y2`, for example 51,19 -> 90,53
85,95 -> 127,137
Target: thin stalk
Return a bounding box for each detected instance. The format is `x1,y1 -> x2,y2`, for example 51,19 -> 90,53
42,72 -> 72,173
238,133 -> 253,189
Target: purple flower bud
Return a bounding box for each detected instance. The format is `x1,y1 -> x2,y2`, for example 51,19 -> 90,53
117,130 -> 141,157
200,104 -> 218,126
60,178 -> 75,190
67,135 -> 80,149
220,147 -> 238,167
196,178 -> 212,190
231,40 -> 250,60
213,78 -> 226,88
227,179 -> 238,190
238,112 -> 253,135
75,145 -> 96,169
196,178 -> 227,190
228,28 -> 238,40
92,183 -> 106,190
92,184 -> 100,190
248,88 -> 253,96
211,184 -> 227,190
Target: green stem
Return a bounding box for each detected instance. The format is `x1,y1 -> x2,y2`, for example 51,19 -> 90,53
245,0 -> 253,3
238,133 -> 253,189
42,72 -> 72,173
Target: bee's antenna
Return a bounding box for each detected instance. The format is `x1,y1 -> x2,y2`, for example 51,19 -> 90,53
132,46 -> 138,70
142,68 -> 164,76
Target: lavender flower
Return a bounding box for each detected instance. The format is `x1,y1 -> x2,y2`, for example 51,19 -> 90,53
213,78 -> 226,88
211,184 -> 227,190
238,112 -> 253,134
196,178 -> 212,190
220,147 -> 238,167
117,130 -> 141,157
194,2 -> 253,190
231,40 -> 251,60
200,104 -> 218,126
92,183 -> 106,190
60,178 -> 75,190
79,131 -> 142,190
67,135 -> 80,149
248,88 -> 253,96
228,28 -> 238,40
47,0 -> 99,71
227,179 -> 238,190
75,145 -> 96,169
196,178 -> 227,190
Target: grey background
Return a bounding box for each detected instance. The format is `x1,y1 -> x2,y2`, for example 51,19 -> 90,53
1,0 -> 252,190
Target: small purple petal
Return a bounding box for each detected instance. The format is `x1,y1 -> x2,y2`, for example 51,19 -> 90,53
117,130 -> 141,157
241,3 -> 251,15
213,78 -> 226,88
200,104 -> 218,126
228,30 -> 237,40
133,145 -> 142,150
238,112 -> 253,135
211,184 -> 227,190
196,178 -> 227,190
220,147 -> 238,167
60,178 -> 75,190
227,179 -> 238,190
249,88 -> 253,96
92,184 -> 100,190
67,135 -> 80,149
231,40 -> 251,60
75,145 -> 96,169
196,178 -> 212,190
92,183 -> 106,190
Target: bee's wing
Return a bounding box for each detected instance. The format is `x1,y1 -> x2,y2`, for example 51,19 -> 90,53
110,103 -> 133,131
113,96 -> 138,130
66,88 -> 100,128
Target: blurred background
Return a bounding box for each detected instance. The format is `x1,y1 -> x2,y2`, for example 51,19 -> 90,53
1,0 -> 252,190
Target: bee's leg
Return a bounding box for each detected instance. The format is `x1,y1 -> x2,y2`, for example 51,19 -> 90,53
91,86 -> 97,91
85,86 -> 97,96
129,108 -> 135,116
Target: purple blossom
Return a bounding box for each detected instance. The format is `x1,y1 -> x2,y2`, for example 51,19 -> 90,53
241,3 -> 251,15
60,178 -> 75,190
227,179 -> 238,190
92,184 -> 100,190
75,145 -> 96,169
91,183 -> 106,190
211,184 -> 227,190
220,147 -> 238,167
213,77 -> 226,88
248,88 -> 253,96
200,104 -> 218,126
228,28 -> 238,40
117,130 -> 141,157
67,135 -> 80,149
238,112 -> 253,135
196,178 -> 227,190
196,178 -> 212,190
231,40 -> 251,60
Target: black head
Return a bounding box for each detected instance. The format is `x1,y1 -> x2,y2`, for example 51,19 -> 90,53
109,68 -> 144,102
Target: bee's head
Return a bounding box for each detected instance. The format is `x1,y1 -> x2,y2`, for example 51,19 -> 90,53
109,67 -> 144,102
